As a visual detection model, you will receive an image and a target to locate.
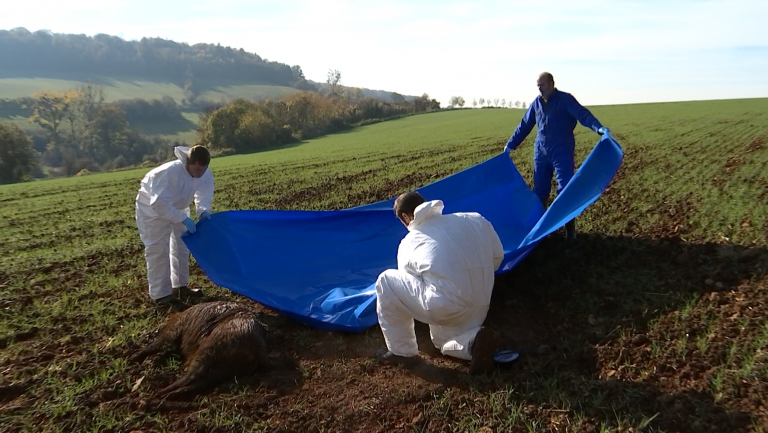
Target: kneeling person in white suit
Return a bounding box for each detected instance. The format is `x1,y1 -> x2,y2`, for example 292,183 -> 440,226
135,145 -> 214,310
375,191 -> 505,374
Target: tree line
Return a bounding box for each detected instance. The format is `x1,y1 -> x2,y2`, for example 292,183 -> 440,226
446,97 -> 528,109
0,77 -> 441,184
198,73 -> 441,153
473,98 -> 527,109
0,84 -> 185,183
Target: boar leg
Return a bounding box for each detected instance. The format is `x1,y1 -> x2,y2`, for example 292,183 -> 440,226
155,356 -> 217,399
131,320 -> 184,363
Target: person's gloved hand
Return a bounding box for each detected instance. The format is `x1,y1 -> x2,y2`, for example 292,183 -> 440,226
199,211 -> 211,221
598,127 -> 610,135
182,217 -> 197,234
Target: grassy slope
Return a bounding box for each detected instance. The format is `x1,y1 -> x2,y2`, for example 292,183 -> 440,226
130,112 -> 201,144
0,75 -> 298,142
0,99 -> 767,432
0,76 -> 299,103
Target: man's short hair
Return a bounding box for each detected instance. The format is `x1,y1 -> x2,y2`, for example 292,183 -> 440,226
539,72 -> 554,84
189,145 -> 211,166
394,191 -> 425,218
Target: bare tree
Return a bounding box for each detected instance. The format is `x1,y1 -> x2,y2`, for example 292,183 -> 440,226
478,98 -> 485,106
326,69 -> 342,96
472,98 -> 477,108
500,99 -> 506,108
515,101 -> 521,108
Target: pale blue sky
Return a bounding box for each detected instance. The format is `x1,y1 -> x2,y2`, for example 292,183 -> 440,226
2,0 -> 767,106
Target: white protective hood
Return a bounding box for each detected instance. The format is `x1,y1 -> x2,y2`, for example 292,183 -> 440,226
407,200 -> 444,231
174,145 -> 191,164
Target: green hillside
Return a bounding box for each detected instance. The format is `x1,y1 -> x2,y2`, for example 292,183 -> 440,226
0,76 -> 298,103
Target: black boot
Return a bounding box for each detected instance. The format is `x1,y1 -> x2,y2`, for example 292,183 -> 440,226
175,286 -> 205,302
469,327 -> 496,375
153,294 -> 187,312
565,220 -> 577,241
375,348 -> 419,366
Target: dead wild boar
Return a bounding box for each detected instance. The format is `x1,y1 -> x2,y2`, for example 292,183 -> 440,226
132,301 -> 271,398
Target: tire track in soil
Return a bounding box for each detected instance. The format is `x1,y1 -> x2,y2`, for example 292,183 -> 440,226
266,146 -> 498,210
216,143 -> 501,208
269,169 -> 381,210
712,133 -> 766,190
595,275 -> 768,432
3,244 -> 144,281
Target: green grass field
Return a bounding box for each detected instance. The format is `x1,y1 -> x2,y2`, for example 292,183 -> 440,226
1,99 -> 767,432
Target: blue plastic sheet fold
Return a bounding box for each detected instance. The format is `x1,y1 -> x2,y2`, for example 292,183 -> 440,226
184,135 -> 624,332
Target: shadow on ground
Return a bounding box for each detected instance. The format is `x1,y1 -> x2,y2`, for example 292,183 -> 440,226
128,232 -> 765,431
266,232 -> 767,431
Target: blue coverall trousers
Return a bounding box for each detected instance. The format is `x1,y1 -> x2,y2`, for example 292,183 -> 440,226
533,142 -> 575,206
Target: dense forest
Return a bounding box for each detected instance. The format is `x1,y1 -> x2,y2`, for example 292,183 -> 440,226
0,27 -> 312,91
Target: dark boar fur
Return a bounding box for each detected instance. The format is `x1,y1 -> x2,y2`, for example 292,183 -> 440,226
132,301 -> 272,398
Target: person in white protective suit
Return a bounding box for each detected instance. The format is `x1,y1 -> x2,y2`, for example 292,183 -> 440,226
375,191 -> 505,375
135,145 -> 214,310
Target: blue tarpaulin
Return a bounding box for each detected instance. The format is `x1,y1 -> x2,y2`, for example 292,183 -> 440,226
183,134 -> 624,333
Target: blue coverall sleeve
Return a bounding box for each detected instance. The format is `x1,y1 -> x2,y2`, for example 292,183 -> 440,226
505,103 -> 536,150
564,94 -> 603,133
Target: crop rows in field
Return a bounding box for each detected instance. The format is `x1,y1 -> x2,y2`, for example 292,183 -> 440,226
1,99 -> 767,432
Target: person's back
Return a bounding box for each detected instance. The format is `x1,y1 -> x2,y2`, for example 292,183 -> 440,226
397,201 -> 503,309
375,193 -> 503,374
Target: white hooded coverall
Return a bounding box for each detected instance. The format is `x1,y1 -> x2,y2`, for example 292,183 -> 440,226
375,200 -> 505,360
135,146 -> 214,300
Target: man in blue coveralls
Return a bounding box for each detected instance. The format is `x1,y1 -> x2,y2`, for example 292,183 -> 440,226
504,72 -> 609,240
